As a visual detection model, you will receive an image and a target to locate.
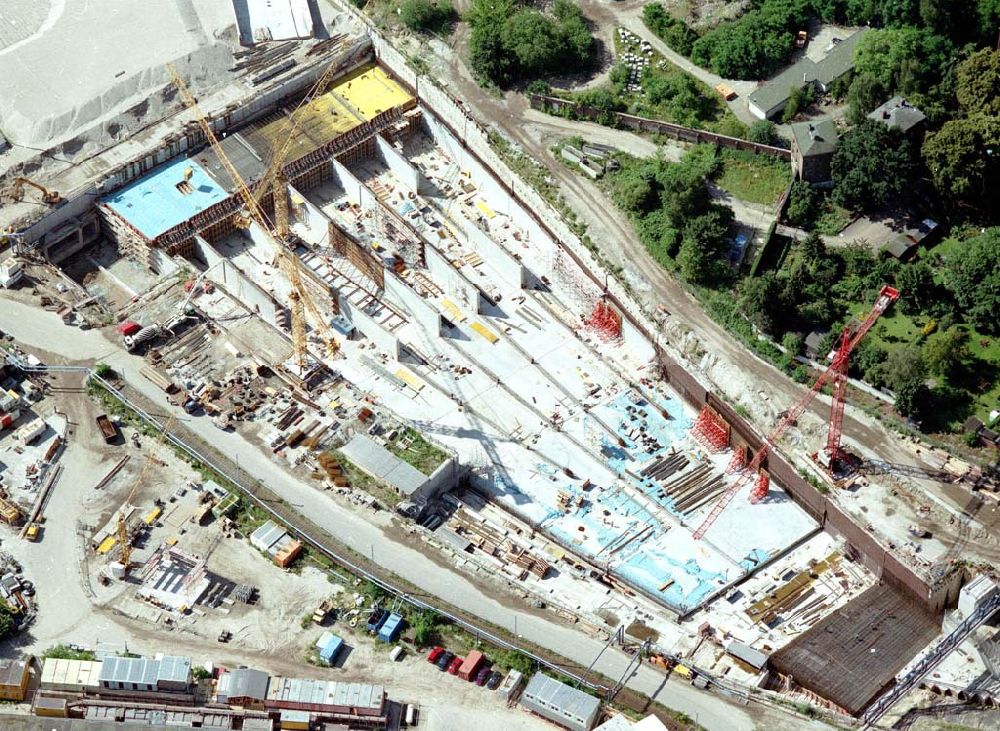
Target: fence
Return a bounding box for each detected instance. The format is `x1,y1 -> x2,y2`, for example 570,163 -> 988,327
8,357 -> 612,695
529,94 -> 792,160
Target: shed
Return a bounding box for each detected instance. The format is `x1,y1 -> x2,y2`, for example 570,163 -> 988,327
319,634 -> 344,665
215,667 -> 270,708
40,658 -> 103,693
339,434 -> 429,498
33,694 -> 68,718
520,672 -> 601,731
725,640 -> 769,671
377,613 -> 405,643
279,709 -> 311,730
498,669 -> 524,701
250,521 -> 288,553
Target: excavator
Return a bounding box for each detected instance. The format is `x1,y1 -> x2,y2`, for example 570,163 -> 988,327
8,177 -> 61,206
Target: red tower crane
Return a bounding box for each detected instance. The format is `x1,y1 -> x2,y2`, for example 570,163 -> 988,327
692,285 -> 899,541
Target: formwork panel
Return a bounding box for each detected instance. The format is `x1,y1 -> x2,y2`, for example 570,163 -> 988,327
770,583 -> 940,715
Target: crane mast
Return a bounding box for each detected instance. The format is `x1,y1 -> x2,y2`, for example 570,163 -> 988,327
166,64 -> 340,369
693,285 -> 899,540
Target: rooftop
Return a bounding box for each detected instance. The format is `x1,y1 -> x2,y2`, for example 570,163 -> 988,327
101,158 -> 230,240
265,676 -> 384,710
217,667 -> 270,701
748,29 -> 869,114
791,119 -> 839,158
868,96 -> 926,133
522,672 -> 601,720
0,658 -> 27,687
339,434 -> 429,496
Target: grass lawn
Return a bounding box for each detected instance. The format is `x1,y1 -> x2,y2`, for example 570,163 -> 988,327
714,149 -> 790,207
384,427 -> 448,475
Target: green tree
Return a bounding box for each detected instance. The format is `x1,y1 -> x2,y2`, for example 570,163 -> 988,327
943,228 -> 1000,334
469,23 -> 513,85
785,181 -> 820,228
922,114 -> 1000,203
923,326 -> 970,378
740,273 -> 784,334
894,260 -> 936,314
642,3 -> 698,55
782,331 -> 806,356
853,27 -> 955,101
398,0 -> 456,33
956,48 -> 1000,116
501,10 -> 561,75
677,207 -> 733,284
847,73 -> 888,124
410,610 -> 439,647
0,606 -> 13,641
884,346 -> 929,418
747,120 -> 776,145
831,120 -> 915,212
781,84 -> 815,123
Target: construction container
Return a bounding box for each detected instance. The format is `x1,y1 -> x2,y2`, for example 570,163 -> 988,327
319,634 -> 344,665
366,608 -> 388,633
0,388 -> 20,413
279,709 -> 310,730
96,414 -> 118,443
142,507 -> 162,526
497,669 -> 523,701
390,645 -> 404,662
15,417 -> 45,444
377,612 -> 405,643
0,410 -> 19,430
33,695 -> 67,718
457,650 -> 485,681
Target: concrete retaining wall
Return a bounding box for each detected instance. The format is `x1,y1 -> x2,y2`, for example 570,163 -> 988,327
193,235 -> 282,327
376,135 -> 421,194
338,296 -> 400,358
424,242 -> 478,312
383,271 -> 440,334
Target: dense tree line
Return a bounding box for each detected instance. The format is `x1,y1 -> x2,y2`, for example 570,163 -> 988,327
398,0 -> 456,33
467,0 -> 594,86
609,147 -> 734,285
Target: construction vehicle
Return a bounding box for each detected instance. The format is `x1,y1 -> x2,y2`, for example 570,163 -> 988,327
693,285 -> 899,540
9,177 -> 61,206
25,524 -> 41,542
312,597 -> 336,625
167,65 -> 341,371
123,314 -> 190,351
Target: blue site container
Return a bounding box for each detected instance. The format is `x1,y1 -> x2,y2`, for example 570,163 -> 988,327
377,612 -> 405,643
320,634 -> 344,665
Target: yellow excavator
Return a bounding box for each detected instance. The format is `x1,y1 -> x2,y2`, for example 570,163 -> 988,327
9,177 -> 61,206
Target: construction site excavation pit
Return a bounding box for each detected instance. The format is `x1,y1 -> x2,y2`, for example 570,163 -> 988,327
88,54 -> 819,619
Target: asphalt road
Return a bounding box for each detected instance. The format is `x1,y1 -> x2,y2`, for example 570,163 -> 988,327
0,297 -> 809,731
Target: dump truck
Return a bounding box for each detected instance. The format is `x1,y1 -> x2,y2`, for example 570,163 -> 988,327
96,414 -> 118,444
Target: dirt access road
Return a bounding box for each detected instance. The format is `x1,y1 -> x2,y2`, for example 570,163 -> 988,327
437,4 -> 988,546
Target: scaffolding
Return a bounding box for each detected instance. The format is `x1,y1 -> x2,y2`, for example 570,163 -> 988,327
689,406 -> 729,452
584,299 -> 622,342
725,444 -> 747,474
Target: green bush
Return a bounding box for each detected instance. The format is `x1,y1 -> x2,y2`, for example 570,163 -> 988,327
690,0 -> 812,80
781,84 -> 814,123
398,0 -> 456,33
746,120 -> 776,145
467,0 -> 594,85
642,3 -> 697,55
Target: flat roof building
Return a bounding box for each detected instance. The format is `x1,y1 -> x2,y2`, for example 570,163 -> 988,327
40,658 -> 103,693
265,676 -> 385,717
339,434 -> 430,499
98,654 -> 192,694
216,666 -> 270,708
520,673 -> 601,731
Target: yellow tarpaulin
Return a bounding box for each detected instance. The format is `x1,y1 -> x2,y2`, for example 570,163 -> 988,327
441,299 -> 467,323
470,321 -> 499,343
96,536 -> 116,554
143,507 -> 163,526
475,200 -> 495,219
394,368 -> 425,393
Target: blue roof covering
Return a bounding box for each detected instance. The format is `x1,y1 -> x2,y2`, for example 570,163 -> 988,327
320,634 -> 344,663
102,158 -> 229,239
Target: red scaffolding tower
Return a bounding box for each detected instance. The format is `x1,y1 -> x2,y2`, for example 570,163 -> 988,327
585,298 -> 622,342
690,407 -> 730,452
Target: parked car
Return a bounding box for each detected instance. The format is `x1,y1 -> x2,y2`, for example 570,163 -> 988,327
447,656 -> 463,675
436,651 -> 455,671
486,671 -> 503,690
474,665 -> 492,686
427,646 -> 444,664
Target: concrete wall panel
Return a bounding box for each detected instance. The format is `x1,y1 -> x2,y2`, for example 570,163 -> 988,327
383,272 -> 441,334
338,294 -> 400,358
424,243 -> 478,312
376,136 -> 421,194
193,236 -> 281,327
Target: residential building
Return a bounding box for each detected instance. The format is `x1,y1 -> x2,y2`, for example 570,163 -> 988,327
0,657 -> 30,701
791,119 -> 839,185
748,29 -> 870,120
519,672 -> 601,731
868,96 -> 926,138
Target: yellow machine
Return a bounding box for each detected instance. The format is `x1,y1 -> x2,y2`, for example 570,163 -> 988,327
9,177 -> 61,205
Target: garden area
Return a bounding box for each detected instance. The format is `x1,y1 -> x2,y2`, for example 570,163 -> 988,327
714,149 -> 790,206
541,25 -> 746,136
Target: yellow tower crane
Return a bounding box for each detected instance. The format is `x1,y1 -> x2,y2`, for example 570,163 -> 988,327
166,64 -> 339,370
251,53 -> 350,238
115,413 -> 177,573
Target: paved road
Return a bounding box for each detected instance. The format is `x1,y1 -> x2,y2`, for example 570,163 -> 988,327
0,297 -> 807,731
